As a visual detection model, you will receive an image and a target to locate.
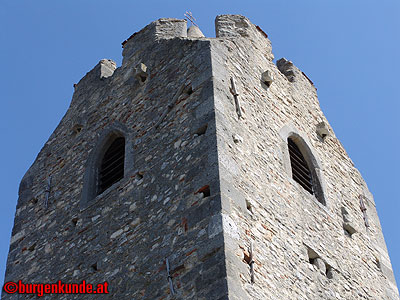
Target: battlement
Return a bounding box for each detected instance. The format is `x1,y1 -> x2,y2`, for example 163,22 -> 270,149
120,14 -> 272,44
121,15 -> 273,65
74,14 -> 325,109
121,18 -> 187,62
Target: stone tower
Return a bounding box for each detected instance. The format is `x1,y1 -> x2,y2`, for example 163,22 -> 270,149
3,15 -> 399,300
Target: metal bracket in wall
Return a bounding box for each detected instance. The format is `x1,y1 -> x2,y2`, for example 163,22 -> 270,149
44,176 -> 52,209
155,83 -> 186,129
249,241 -> 255,283
230,77 -> 242,119
359,195 -> 370,228
166,257 -> 175,295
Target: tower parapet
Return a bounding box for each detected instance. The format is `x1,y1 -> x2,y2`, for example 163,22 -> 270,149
122,18 -> 187,65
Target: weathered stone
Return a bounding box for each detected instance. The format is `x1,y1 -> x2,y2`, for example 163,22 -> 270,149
134,62 -> 148,84
312,257 -> 326,273
261,70 -> 274,87
316,121 -> 329,139
187,25 -> 205,38
99,59 -> 116,79
232,133 -> 243,144
110,229 -> 123,239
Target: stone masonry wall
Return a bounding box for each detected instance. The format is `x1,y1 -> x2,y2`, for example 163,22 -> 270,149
212,15 -> 399,300
4,19 -> 229,300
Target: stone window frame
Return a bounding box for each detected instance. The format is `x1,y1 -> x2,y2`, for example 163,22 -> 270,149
80,122 -> 133,209
279,124 -> 329,209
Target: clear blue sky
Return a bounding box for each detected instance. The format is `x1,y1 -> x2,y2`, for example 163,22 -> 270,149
1,0 -> 399,289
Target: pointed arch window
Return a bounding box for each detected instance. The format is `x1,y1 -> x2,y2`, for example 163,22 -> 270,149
288,138 -> 314,195
98,136 -> 125,195
287,136 -> 326,206
279,125 -> 327,207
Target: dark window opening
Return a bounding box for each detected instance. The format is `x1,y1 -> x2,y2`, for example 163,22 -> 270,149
325,264 -> 334,279
307,248 -> 318,264
72,124 -> 83,136
288,138 -> 313,195
200,185 -> 211,198
374,256 -> 382,271
186,86 -> 193,96
306,246 -> 334,279
307,246 -> 319,264
71,217 -> 79,227
246,199 -> 252,212
98,137 -> 125,195
202,187 -> 210,198
343,223 -> 356,237
343,227 -> 351,237
195,185 -> 210,198
139,75 -> 147,83
28,243 -> 36,252
135,171 -> 144,180
91,263 -> 98,272
243,251 -> 252,264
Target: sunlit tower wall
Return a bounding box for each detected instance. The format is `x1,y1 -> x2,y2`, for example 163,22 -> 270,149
3,15 -> 399,300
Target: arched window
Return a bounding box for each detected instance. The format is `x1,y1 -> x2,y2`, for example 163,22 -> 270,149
98,136 -> 125,195
80,123 -> 132,209
279,125 -> 327,207
288,137 -> 314,195
287,136 -> 326,205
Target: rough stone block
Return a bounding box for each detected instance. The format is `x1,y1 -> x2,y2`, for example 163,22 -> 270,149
99,59 -> 117,79
134,62 -> 148,83
187,25 -> 205,38
312,257 -> 326,274
261,70 -> 274,87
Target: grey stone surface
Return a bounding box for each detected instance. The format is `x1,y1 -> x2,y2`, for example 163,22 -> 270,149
187,25 -> 205,38
3,14 -> 399,300
99,59 -> 117,79
211,14 -> 398,300
261,70 -> 274,87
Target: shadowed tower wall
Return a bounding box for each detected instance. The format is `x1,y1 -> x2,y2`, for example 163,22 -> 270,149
3,15 -> 399,300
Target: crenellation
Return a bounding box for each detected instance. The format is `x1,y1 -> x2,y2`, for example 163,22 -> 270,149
122,18 -> 187,66
215,15 -> 274,61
